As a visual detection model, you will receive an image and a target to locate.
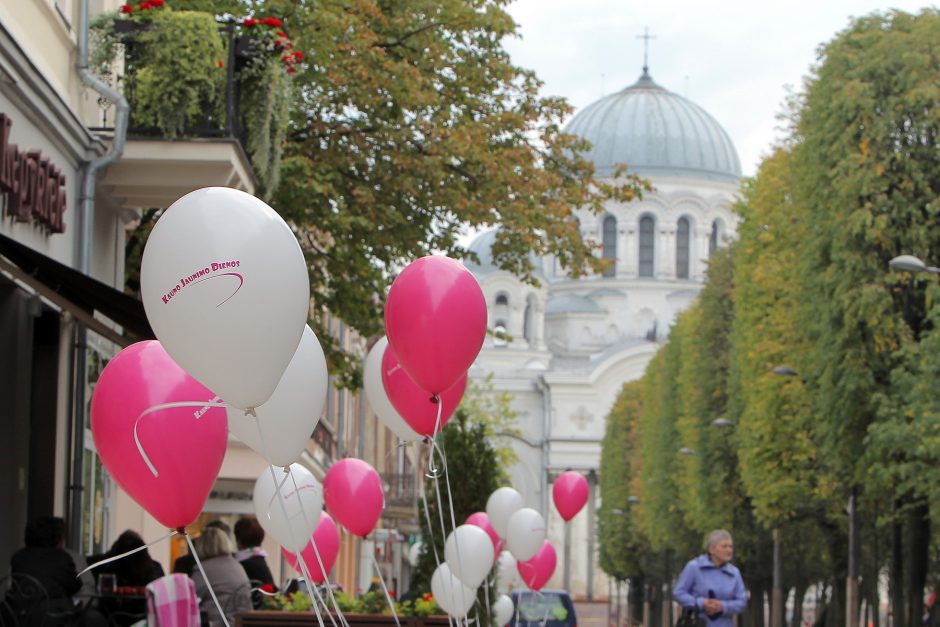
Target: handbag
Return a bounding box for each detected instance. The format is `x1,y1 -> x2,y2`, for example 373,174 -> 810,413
676,608 -> 707,627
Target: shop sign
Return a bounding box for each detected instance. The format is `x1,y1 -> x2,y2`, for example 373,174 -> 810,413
0,113 -> 67,233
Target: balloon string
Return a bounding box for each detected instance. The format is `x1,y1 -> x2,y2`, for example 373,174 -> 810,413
188,533 -> 230,627
537,589 -> 549,627
371,553 -> 402,627
76,529 -> 177,577
286,469 -> 350,627
133,399 -> 227,477
425,397 -> 444,479
483,576 -> 491,627
294,552 -> 328,627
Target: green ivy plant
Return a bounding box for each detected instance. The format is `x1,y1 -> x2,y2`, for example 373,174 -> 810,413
90,2 -> 291,196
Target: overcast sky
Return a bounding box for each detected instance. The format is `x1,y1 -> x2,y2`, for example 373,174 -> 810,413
503,1 -> 935,178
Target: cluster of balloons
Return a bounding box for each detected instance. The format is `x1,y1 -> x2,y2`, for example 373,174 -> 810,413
86,185 -> 585,622
364,255 -> 487,440
90,188 -> 319,532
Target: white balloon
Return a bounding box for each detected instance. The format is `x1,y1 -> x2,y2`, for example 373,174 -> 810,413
229,326 -> 327,467
444,524 -> 495,589
408,542 -> 424,567
496,550 -> 517,592
252,464 -> 322,553
363,337 -> 422,442
431,563 -> 476,617
141,187 -> 310,410
486,487 -> 523,538
506,508 -> 546,562
493,594 -> 515,626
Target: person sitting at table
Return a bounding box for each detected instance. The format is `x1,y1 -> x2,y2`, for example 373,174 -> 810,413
173,520 -> 231,576
95,530 -> 164,626
191,527 -> 252,627
9,517 -> 82,614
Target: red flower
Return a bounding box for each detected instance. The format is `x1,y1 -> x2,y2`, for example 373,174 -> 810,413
261,17 -> 282,28
243,17 -> 256,28
276,30 -> 288,38
216,59 -> 224,68
422,593 -> 433,602
150,0 -> 164,6
389,591 -> 396,598
119,3 -> 133,12
138,0 -> 151,9
286,67 -> 297,75
292,51 -> 304,61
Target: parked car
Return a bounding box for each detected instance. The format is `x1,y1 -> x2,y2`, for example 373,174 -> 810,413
509,589 -> 577,627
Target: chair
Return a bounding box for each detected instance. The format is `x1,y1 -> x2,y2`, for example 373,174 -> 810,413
146,574 -> 199,627
0,573 -> 80,627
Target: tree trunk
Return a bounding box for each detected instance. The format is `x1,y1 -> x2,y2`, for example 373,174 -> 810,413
905,500 -> 930,627
792,583 -> 808,627
891,511 -> 904,627
744,582 -> 766,627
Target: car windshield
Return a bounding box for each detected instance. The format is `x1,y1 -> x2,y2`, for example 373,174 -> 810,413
516,593 -> 569,622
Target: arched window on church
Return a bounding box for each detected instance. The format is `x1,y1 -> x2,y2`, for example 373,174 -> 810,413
639,215 -> 655,277
676,217 -> 690,279
523,293 -> 538,344
495,293 -> 509,306
602,215 -> 617,278
709,219 -> 723,256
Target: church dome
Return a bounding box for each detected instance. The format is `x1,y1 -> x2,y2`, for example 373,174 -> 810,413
465,228 -> 543,277
564,70 -> 741,182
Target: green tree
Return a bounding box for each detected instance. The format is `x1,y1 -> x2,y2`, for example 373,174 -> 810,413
598,380 -> 649,625
793,10 -> 940,626
254,0 -> 648,384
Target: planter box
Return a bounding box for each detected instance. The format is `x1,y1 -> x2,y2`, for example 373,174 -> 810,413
236,611 -> 453,627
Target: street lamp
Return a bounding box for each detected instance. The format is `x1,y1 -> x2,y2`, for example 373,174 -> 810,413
772,365 -> 799,377
677,447 -> 694,456
712,418 -> 734,428
627,495 -> 640,504
889,254 -> 940,274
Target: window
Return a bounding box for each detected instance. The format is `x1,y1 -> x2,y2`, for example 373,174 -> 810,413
602,215 -> 617,277
709,220 -> 720,255
676,217 -> 690,279
495,293 -> 509,306
639,216 -> 655,277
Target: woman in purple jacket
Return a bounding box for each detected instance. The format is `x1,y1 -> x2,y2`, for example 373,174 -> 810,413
673,530 -> 748,627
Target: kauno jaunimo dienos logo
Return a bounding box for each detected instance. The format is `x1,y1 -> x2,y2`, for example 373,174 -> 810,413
161,260 -> 243,307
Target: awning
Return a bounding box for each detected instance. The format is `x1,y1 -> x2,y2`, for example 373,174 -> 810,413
0,232 -> 155,346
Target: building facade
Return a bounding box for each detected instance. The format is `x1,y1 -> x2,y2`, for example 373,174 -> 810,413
467,68 -> 742,600
0,0 -> 419,595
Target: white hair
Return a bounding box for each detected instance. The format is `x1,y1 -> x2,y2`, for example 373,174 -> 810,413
705,529 -> 732,550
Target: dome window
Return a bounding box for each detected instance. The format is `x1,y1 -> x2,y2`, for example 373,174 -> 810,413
676,217 -> 690,279
602,215 -> 617,277
639,215 -> 655,277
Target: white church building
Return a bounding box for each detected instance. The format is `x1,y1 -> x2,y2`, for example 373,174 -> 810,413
466,67 -> 742,599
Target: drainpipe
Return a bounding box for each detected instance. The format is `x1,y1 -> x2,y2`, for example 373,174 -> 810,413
68,0 -> 130,550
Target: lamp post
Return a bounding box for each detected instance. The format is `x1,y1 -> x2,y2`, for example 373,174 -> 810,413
888,254 -> 940,274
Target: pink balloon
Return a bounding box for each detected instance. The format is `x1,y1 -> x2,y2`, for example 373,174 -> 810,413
384,256 -> 486,395
517,540 -> 557,591
466,512 -> 500,553
381,346 -> 466,436
323,458 -> 384,538
281,512 -> 340,584
90,341 -> 228,529
552,471 -> 589,521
